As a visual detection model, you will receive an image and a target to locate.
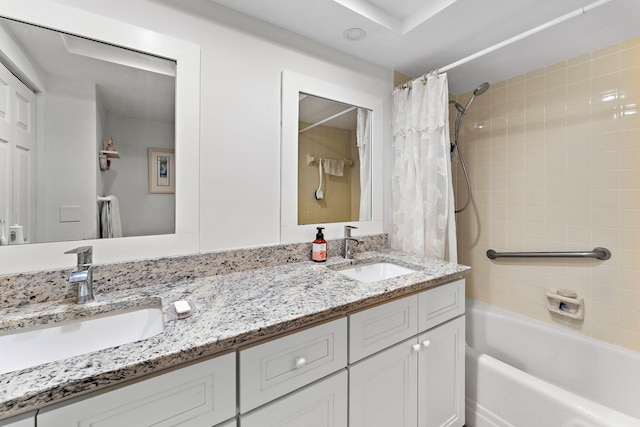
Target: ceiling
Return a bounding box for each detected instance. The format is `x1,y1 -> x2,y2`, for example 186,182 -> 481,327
0,18 -> 175,123
206,0 -> 640,94
299,93 -> 358,132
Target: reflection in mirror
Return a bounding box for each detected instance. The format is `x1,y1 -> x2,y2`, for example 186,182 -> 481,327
0,17 -> 176,245
297,94 -> 371,225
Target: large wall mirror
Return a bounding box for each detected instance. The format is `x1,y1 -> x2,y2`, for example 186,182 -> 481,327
281,71 -> 382,243
0,17 -> 176,244
298,94 -> 371,225
0,1 -> 200,274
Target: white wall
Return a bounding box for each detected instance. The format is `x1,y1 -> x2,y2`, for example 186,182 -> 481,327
0,21 -> 45,91
104,113 -> 174,237
53,0 -> 393,253
41,76 -> 97,242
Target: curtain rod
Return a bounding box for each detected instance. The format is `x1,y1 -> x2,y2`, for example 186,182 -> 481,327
431,0 -> 614,76
299,106 -> 357,134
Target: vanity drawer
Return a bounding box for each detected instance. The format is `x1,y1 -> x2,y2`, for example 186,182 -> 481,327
239,317 -> 347,413
349,294 -> 418,363
37,353 -> 236,427
418,279 -> 465,332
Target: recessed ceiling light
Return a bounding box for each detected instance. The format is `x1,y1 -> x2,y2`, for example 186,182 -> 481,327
343,27 -> 366,41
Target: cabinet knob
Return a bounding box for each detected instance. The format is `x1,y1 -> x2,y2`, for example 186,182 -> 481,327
294,356 -> 307,368
412,343 -> 421,353
422,340 -> 431,348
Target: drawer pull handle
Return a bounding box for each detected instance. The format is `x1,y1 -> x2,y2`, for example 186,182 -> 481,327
295,356 -> 307,369
412,343 -> 421,353
422,340 -> 431,348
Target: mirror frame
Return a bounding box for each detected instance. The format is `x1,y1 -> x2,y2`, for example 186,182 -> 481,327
281,70 -> 383,243
0,0 -> 200,274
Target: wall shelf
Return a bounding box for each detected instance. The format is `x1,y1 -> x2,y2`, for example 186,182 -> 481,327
546,292 -> 584,320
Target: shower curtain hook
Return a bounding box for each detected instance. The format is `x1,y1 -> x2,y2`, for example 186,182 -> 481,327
422,69 -> 439,84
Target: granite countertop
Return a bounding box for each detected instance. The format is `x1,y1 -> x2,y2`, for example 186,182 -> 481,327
0,250 -> 470,419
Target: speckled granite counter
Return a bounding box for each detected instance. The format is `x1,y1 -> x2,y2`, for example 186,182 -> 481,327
0,250 -> 470,419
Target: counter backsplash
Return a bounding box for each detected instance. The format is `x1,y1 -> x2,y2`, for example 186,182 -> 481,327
0,234 -> 389,309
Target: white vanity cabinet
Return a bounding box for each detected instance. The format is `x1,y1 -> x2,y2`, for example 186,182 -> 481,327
349,280 -> 465,427
37,353 -> 236,427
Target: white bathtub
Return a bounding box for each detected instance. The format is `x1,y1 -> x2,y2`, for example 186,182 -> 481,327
465,299 -> 640,427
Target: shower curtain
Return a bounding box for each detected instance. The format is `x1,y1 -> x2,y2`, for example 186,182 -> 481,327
391,73 -> 457,262
356,108 -> 371,221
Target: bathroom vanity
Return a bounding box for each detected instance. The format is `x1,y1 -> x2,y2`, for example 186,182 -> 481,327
0,251 -> 469,427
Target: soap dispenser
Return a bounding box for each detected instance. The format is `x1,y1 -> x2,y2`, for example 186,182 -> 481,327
311,227 -> 327,262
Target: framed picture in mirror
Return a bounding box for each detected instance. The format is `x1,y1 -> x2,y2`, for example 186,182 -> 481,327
148,148 -> 175,194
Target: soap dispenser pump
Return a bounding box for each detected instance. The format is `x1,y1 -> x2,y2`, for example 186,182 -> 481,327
311,227 -> 327,262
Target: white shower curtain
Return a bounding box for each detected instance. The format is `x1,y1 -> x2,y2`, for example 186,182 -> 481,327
391,73 -> 457,262
356,108 -> 371,221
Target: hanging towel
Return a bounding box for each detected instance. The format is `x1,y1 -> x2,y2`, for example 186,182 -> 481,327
322,158 -> 344,176
99,195 -> 123,238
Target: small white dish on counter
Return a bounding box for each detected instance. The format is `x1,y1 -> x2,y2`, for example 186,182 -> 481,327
0,305 -> 164,375
334,262 -> 416,283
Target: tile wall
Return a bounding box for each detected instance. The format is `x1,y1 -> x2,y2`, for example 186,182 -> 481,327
453,36 -> 640,352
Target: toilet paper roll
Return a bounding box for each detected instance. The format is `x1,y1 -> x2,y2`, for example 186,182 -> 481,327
9,225 -> 24,245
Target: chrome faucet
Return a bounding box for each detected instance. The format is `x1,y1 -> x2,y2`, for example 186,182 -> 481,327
344,225 -> 364,259
65,246 -> 95,304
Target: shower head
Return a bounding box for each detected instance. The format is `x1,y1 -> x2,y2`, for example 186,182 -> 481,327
474,82 -> 490,96
462,81 -> 490,114
449,100 -> 465,114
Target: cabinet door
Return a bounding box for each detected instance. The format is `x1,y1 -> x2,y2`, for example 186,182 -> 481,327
349,338 -> 419,427
417,316 -> 465,427
240,370 -> 347,427
37,353 -> 236,427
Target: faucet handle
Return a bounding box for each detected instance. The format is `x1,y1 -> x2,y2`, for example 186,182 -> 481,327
65,246 -> 93,266
344,225 -> 358,237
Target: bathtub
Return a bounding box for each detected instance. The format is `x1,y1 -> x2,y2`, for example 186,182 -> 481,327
465,299 -> 640,427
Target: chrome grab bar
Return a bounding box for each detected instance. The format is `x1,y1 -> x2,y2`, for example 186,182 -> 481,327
486,247 -> 611,260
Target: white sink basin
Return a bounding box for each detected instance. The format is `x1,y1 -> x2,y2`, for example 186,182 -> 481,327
336,262 -> 416,283
0,305 -> 164,375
